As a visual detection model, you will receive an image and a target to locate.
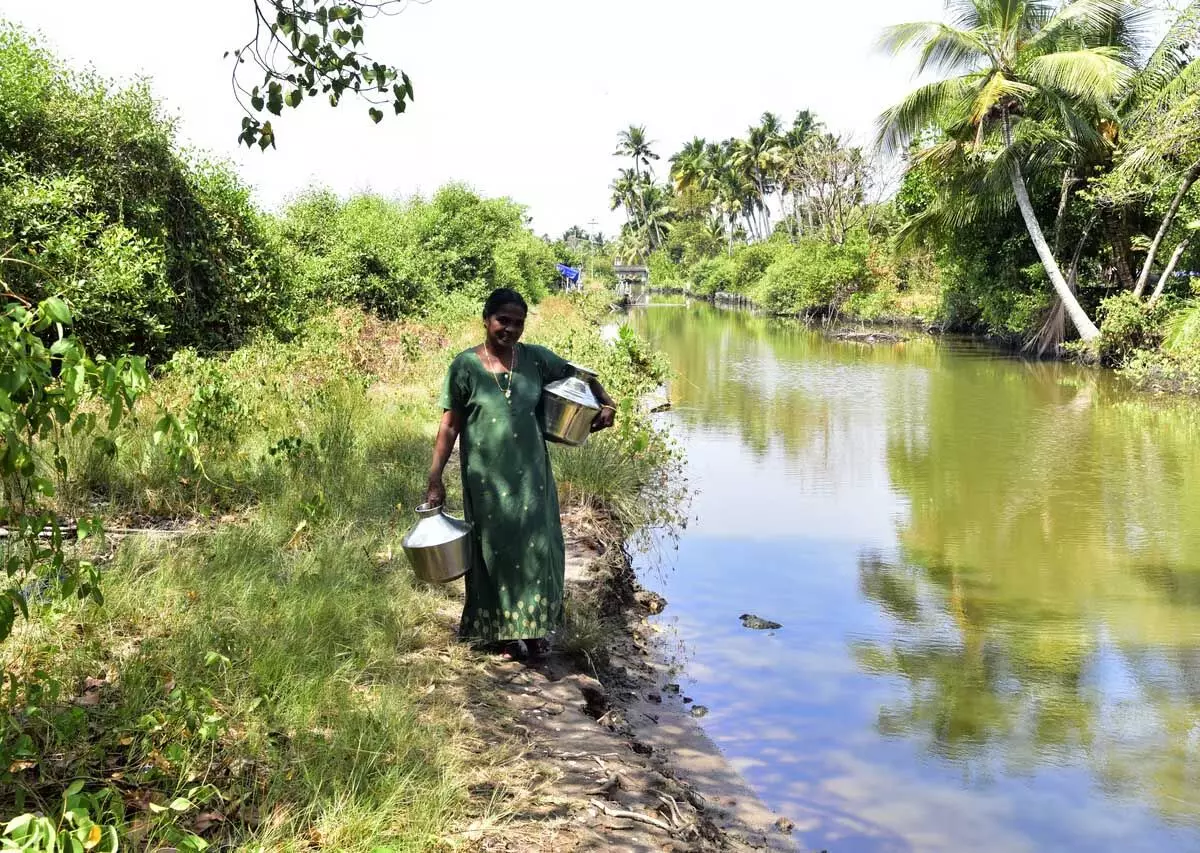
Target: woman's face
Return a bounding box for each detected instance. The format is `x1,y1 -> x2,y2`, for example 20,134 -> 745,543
484,303 -> 526,349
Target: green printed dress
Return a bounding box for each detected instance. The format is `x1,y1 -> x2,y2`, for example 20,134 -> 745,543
439,343 -> 575,643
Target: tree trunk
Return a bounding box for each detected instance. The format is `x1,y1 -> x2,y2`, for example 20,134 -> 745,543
1103,212 -> 1136,291
1149,238 -> 1191,306
1053,170 -> 1078,257
1026,218 -> 1095,356
1134,157 -> 1200,297
1008,159 -> 1101,342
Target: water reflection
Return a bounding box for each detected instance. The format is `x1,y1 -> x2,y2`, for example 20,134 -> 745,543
631,305 -> 1200,852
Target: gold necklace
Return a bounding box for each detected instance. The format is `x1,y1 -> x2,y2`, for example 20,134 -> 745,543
486,345 -> 517,404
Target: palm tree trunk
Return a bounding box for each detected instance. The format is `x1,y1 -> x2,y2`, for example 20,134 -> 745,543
1003,117 -> 1099,343
1008,161 -> 1100,342
1134,157 -> 1200,297
1148,238 -> 1190,306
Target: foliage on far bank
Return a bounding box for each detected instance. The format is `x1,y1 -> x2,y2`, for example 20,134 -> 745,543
593,1 -> 1200,387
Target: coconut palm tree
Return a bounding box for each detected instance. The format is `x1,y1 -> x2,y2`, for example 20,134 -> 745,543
707,140 -> 754,252
615,125 -> 660,181
779,110 -> 825,237
670,137 -> 710,194
609,168 -> 642,224
733,119 -> 783,238
877,0 -> 1144,344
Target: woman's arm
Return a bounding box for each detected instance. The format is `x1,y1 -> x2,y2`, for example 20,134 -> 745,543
589,378 -> 617,432
426,409 -> 463,506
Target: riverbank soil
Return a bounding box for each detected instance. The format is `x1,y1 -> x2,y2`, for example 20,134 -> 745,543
449,511 -> 798,852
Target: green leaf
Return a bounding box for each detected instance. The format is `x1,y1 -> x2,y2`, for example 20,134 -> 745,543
284,89 -> 302,108
369,107 -> 383,124
3,813 -> 34,834
41,297 -> 72,325
64,780 -> 85,798
169,797 -> 194,812
50,337 -> 77,357
107,398 -> 123,431
251,95 -> 265,111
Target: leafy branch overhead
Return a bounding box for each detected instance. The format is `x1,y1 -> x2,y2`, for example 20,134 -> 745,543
230,0 -> 420,149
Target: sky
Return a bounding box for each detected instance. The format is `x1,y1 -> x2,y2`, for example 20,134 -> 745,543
2,0 -> 947,236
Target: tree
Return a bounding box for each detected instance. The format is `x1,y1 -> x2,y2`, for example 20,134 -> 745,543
614,125 -> 660,181
732,117 -> 782,238
778,110 -> 825,238
231,0 -> 418,149
670,137 -> 709,194
877,0 -> 1145,344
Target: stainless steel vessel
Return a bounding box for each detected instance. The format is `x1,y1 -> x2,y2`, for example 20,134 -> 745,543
541,364 -> 602,446
401,503 -> 471,583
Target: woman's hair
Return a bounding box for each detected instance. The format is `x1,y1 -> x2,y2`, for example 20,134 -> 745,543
482,287 -> 528,319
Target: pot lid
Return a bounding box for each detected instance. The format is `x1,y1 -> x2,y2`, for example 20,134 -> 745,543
545,374 -> 600,408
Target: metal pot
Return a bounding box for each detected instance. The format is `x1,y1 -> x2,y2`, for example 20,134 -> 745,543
541,364 -> 602,446
401,503 -> 471,584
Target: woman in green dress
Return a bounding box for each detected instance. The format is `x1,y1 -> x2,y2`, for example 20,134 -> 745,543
426,288 -> 617,660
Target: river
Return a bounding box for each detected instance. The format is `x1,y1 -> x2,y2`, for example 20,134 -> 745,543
628,304 -> 1200,853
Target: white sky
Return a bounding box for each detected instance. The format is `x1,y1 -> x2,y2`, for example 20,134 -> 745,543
3,0 -> 946,236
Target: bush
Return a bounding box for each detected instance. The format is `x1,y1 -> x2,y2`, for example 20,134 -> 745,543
1098,291 -> 1170,364
0,26 -> 291,360
276,185 -> 553,316
690,256 -> 737,296
752,235 -> 872,315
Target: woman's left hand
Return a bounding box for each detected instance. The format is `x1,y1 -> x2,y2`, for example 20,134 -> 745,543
591,405 -> 616,432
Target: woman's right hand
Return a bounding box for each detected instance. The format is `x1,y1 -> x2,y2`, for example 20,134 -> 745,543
425,472 -> 446,508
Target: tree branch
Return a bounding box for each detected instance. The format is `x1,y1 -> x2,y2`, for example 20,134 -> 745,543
1149,237 -> 1191,305
1134,157 -> 1200,297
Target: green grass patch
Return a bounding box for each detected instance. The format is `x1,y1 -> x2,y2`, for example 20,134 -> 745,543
3,295 -> 677,851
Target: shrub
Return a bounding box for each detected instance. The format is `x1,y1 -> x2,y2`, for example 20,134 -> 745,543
690,255 -> 737,295
276,185 -> 552,315
0,26 -> 291,360
752,236 -> 872,315
1098,291 -> 1170,364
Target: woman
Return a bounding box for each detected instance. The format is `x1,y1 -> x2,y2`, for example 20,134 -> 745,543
426,288 -> 617,659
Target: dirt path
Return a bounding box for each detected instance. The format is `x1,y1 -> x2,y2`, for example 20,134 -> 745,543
452,525 -> 801,852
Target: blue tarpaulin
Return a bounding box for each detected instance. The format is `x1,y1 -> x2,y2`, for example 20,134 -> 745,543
555,263 -> 581,283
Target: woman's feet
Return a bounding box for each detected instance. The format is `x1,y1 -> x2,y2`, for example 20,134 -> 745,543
493,640 -> 526,661
472,638 -> 548,661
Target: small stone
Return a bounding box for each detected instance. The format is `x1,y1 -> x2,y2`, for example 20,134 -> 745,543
690,705 -> 709,718
739,613 -> 782,630
683,696 -> 693,704
646,692 -> 662,704
634,590 -> 667,614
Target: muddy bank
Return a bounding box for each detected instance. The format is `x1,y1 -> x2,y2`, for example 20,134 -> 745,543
444,511 -> 799,852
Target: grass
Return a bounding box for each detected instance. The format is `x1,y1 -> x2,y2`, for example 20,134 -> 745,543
2,293 -> 677,851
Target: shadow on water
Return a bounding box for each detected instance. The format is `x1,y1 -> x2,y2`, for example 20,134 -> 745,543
629,304 -> 1200,853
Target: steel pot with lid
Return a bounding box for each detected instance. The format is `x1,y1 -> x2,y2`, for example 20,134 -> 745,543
541,364 -> 602,446
401,503 -> 472,584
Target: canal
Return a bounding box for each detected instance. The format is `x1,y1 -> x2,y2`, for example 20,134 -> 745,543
630,304 -> 1200,853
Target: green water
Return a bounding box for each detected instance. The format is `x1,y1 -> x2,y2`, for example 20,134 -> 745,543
630,304 -> 1200,853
